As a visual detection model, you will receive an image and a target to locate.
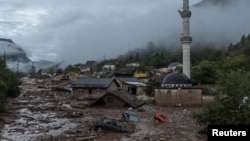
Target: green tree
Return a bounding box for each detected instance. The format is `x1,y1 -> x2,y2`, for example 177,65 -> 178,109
191,60 -> 218,85
64,64 -> 79,73
0,59 -> 22,112
194,71 -> 250,127
0,80 -> 8,112
5,72 -> 22,98
221,54 -> 249,72
144,78 -> 161,97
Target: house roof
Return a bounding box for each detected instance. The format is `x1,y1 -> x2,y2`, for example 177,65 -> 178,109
103,62 -> 115,65
112,72 -> 134,77
86,61 -> 96,67
116,77 -> 139,83
126,82 -> 146,87
72,78 -> 116,88
116,77 -> 146,86
168,62 -> 181,67
90,90 -> 145,108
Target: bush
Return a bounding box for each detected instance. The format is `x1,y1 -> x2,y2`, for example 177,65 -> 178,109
194,71 -> 250,126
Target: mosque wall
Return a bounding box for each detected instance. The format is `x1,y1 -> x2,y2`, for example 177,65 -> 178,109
154,88 -> 202,107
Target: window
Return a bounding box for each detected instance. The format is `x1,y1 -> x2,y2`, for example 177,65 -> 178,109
78,89 -> 83,93
96,89 -> 100,94
88,89 -> 92,94
188,90 -> 193,98
107,96 -> 113,103
167,90 -> 172,98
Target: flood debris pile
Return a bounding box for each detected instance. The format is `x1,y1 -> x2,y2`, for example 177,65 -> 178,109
0,77 -> 206,141
0,77 -> 78,141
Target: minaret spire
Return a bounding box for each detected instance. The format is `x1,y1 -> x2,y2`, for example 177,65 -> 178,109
179,0 -> 192,79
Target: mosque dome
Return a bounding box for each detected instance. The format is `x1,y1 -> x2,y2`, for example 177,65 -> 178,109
162,72 -> 191,88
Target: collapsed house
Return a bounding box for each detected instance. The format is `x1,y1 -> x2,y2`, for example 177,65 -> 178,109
89,90 -> 144,108
71,77 -> 145,108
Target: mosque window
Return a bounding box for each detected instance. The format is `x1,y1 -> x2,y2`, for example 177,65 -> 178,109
188,90 -> 193,98
167,90 -> 172,98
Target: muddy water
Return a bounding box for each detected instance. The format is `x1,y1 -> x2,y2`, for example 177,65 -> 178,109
94,118 -> 168,141
0,78 -> 78,141
1,110 -> 77,141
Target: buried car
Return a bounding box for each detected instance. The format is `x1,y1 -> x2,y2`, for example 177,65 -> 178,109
93,117 -> 134,133
122,111 -> 140,122
154,112 -> 168,123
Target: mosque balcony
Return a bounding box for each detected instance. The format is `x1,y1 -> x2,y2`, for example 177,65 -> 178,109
161,84 -> 192,88
180,36 -> 192,43
179,10 -> 191,18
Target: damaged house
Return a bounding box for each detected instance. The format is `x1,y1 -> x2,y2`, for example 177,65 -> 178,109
115,77 -> 146,95
89,90 -> 144,108
72,78 -> 120,100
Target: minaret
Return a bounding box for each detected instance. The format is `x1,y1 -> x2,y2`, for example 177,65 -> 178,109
179,0 -> 192,79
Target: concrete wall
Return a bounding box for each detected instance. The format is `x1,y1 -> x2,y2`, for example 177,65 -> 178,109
136,86 -> 145,95
155,88 -> 202,107
121,83 -> 145,95
72,88 -> 107,100
107,81 -> 119,92
122,83 -> 135,94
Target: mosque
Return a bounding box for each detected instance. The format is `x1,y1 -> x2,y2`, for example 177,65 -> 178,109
154,0 -> 202,107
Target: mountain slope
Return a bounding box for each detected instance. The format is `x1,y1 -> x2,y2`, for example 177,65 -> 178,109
0,38 -> 30,62
0,38 -> 64,73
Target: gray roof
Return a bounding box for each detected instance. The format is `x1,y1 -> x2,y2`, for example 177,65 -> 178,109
163,72 -> 191,84
72,78 -> 115,88
168,62 -> 181,67
116,77 -> 139,83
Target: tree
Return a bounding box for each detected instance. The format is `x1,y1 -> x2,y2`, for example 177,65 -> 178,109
144,78 -> 161,97
0,59 -> 22,98
0,58 -> 22,112
221,54 -> 249,72
5,72 -> 22,98
191,60 -> 218,85
64,64 -> 78,73
194,71 -> 250,127
0,80 -> 8,112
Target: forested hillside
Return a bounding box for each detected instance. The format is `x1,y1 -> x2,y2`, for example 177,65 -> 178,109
193,34 -> 250,127
99,33 -> 250,85
225,35 -> 250,71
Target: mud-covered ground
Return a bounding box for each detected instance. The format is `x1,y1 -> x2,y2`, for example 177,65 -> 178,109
0,78 -> 207,141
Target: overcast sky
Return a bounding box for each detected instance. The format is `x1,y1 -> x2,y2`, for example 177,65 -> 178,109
0,0 -> 249,66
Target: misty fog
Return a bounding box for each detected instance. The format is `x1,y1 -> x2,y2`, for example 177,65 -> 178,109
0,0 -> 249,66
